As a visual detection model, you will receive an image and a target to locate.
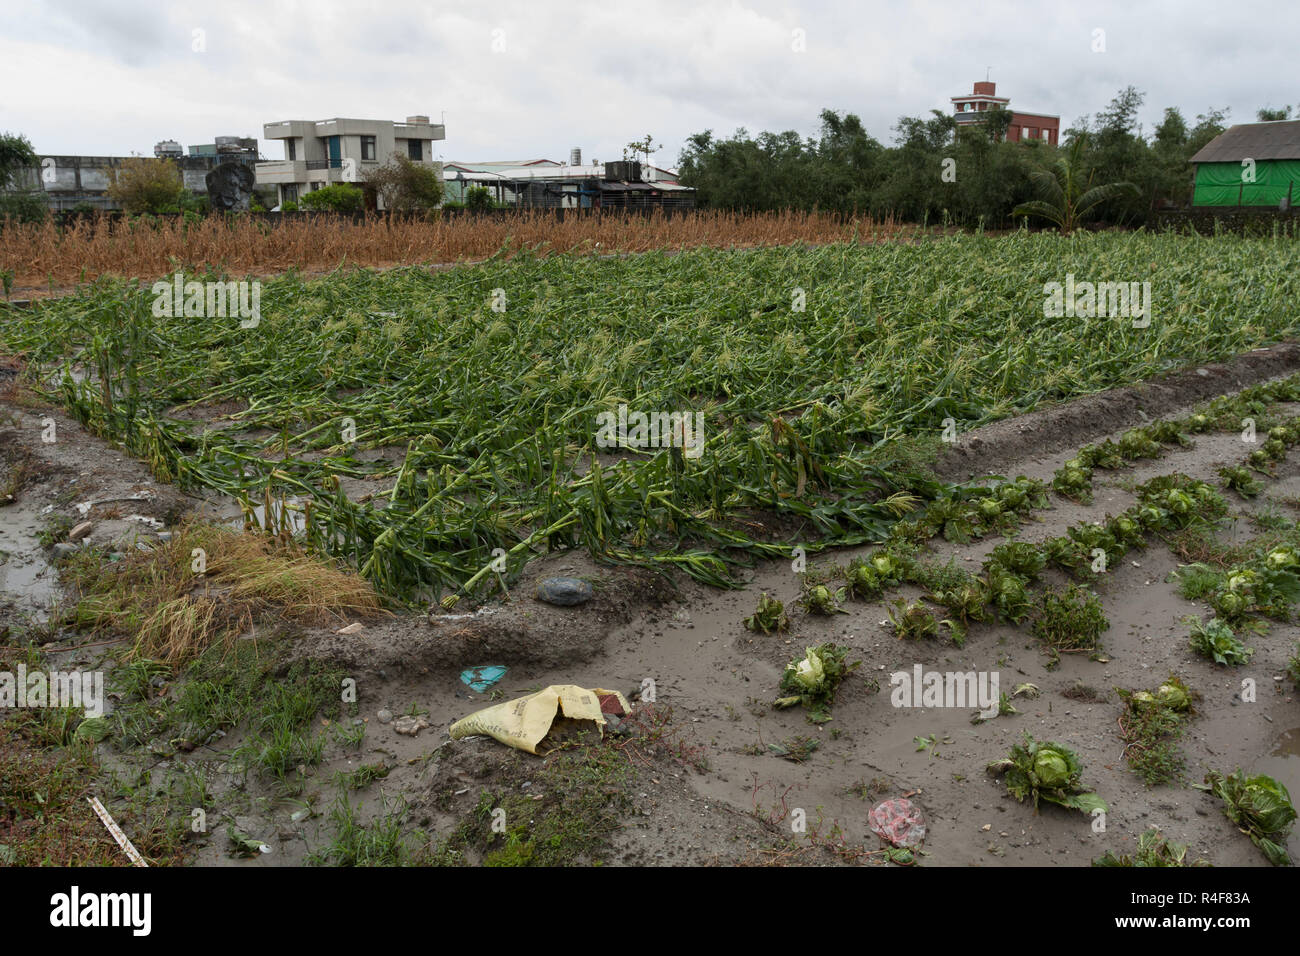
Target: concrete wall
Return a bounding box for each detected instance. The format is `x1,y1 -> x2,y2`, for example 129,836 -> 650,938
7,153 -> 257,210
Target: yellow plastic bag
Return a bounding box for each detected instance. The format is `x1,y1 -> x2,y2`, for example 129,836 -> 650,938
449,684 -> 630,755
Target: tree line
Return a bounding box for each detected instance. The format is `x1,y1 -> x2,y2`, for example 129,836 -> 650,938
676,87 -> 1294,228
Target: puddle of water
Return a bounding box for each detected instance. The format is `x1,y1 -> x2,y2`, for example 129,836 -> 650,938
1271,726 -> 1300,759
0,502 -> 58,621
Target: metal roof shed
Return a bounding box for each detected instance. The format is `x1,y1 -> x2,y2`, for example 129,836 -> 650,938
1189,120 -> 1300,207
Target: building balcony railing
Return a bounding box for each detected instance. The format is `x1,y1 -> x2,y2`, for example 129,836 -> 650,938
305,159 -> 345,170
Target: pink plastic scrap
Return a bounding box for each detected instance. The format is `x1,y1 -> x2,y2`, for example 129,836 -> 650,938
868,797 -> 926,848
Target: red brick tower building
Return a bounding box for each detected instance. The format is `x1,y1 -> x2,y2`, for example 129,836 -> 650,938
951,80 -> 1059,145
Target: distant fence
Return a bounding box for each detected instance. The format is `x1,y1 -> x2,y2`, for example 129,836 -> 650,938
1148,207 -> 1300,236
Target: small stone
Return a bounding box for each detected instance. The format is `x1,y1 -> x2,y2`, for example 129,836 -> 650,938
535,576 -> 593,606
52,543 -> 78,558
393,715 -> 429,736
68,520 -> 93,540
376,709 -> 393,724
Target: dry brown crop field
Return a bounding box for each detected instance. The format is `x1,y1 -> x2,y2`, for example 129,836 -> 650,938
0,209 -> 908,291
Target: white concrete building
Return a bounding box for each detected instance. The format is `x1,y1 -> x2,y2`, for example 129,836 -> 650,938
256,115 -> 445,207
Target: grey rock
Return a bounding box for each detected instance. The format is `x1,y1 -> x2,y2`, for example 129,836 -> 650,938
377,709 -> 393,724
535,576 -> 593,606
52,543 -> 79,558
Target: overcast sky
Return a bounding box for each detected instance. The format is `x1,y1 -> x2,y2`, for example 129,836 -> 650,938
3,0 -> 1296,168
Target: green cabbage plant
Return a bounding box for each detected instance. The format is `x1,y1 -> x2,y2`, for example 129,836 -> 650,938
774,642 -> 859,723
987,734 -> 1107,815
1202,769 -> 1296,866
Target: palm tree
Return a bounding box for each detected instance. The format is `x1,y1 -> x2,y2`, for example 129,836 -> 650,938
1013,134 -> 1139,233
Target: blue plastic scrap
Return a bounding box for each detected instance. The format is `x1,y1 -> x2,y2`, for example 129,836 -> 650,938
460,665 -> 508,693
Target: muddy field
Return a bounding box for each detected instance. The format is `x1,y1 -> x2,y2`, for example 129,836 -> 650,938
2,342 -> 1297,867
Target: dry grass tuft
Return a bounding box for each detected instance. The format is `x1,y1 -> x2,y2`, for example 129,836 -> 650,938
65,521 -> 384,664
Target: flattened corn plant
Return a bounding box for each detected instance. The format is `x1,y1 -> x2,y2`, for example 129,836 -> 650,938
4,229 -> 1300,602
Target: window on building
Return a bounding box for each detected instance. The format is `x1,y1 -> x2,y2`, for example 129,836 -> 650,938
361,135 -> 376,161
287,139 -> 296,160
407,139 -> 422,160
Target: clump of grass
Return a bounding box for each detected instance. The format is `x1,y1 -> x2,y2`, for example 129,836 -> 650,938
308,795 -> 410,866
334,762 -> 390,791
1093,828 -> 1210,867
232,719 -> 326,794
1116,676 -> 1194,786
0,447 -> 34,505
110,639 -> 344,765
1170,562 -> 1223,601
424,741 -> 634,866
1030,584 -> 1107,666
63,521 -> 384,665
36,514 -> 74,548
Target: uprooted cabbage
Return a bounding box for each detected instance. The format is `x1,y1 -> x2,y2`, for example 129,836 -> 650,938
1203,769 -> 1296,866
987,734 -> 1107,815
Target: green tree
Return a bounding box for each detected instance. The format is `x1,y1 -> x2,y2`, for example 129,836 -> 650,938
365,155 -> 443,212
1094,86 -> 1145,145
0,132 -> 39,189
1257,106 -> 1293,122
465,185 -> 494,210
625,134 -> 659,167
107,157 -> 187,213
1188,108 -> 1230,154
1153,108 -> 1188,151
300,183 -> 365,212
1013,134 -> 1139,233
